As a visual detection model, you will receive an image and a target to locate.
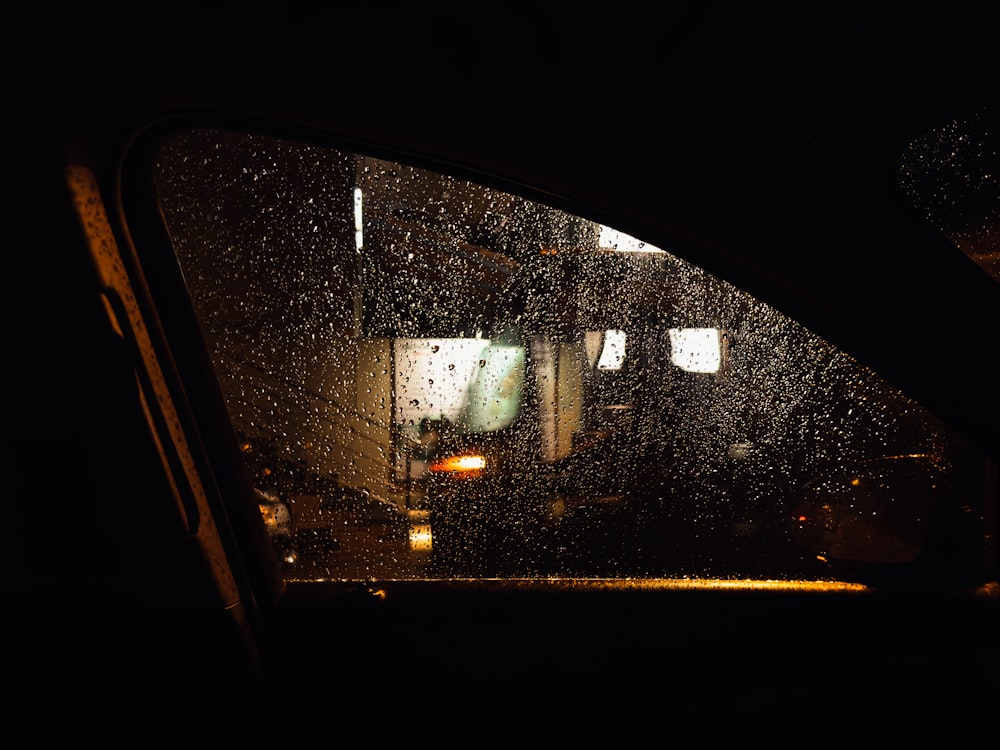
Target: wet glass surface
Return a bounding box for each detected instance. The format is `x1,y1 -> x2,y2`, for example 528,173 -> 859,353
898,110 -> 999,282
153,128 -> 988,584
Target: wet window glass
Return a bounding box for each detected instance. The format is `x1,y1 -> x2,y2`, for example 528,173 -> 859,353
898,110 -> 999,282
152,128 -> 989,585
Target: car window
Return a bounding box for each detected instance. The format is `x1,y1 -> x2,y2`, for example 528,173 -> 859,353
899,110 -> 999,282
151,127 -> 990,586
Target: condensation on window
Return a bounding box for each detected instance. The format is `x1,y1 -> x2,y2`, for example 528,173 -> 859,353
152,128 -> 988,585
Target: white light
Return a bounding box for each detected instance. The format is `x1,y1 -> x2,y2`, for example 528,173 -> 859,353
669,328 -> 721,373
597,329 -> 626,370
598,225 -> 664,253
394,338 -> 491,425
354,187 -> 364,250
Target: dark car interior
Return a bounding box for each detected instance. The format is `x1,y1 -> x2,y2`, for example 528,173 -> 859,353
9,3 -> 997,721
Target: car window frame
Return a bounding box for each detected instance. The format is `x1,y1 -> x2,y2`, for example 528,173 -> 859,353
115,114 -> 998,602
